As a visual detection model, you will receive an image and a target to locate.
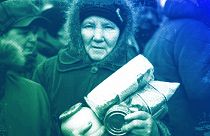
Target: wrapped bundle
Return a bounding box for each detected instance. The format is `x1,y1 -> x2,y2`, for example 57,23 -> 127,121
85,54 -> 154,120
122,80 -> 180,118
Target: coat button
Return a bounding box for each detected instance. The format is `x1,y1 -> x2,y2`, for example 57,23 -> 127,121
90,66 -> 98,73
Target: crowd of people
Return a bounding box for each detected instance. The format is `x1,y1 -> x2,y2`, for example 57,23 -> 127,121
0,0 -> 210,136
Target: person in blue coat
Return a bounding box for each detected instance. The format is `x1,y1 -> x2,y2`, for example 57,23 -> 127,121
144,0 -> 210,135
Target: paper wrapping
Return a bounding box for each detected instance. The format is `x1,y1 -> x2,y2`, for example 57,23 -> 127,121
123,81 -> 180,119
85,54 -> 154,119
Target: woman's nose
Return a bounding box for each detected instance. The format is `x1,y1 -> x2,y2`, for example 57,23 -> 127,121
93,28 -> 104,42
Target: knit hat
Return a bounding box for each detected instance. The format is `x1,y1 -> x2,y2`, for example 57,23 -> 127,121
0,0 -> 47,35
79,0 -> 130,30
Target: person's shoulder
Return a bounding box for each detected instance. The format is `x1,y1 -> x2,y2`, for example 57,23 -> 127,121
18,76 -> 49,97
41,47 -> 75,66
159,18 -> 209,40
175,19 -> 210,39
43,55 -> 58,65
18,76 -> 43,89
166,18 -> 208,31
12,76 -> 50,107
6,72 -> 44,94
37,55 -> 58,72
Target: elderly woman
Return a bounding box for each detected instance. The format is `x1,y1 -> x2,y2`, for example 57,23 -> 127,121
33,0 -> 167,135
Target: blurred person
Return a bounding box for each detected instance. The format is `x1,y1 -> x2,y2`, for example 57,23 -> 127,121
127,0 -> 162,53
0,39 -> 51,136
0,0 -> 50,79
35,1 -> 68,58
33,0 -> 170,135
143,0 -> 210,135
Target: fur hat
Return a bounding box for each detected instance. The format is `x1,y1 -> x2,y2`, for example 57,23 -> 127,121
0,39 -> 25,71
64,0 -> 135,63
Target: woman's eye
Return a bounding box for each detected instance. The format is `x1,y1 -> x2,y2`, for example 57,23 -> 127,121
82,24 -> 94,29
104,25 -> 114,30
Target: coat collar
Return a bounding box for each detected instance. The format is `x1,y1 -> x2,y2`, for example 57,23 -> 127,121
56,48 -> 125,72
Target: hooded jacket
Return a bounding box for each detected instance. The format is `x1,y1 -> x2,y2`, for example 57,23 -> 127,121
144,0 -> 210,135
0,40 -> 51,136
33,0 -> 139,136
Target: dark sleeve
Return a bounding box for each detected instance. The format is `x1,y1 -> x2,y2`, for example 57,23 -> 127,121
156,120 -> 172,136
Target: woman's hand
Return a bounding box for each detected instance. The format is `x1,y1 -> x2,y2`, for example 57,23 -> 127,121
60,103 -> 105,136
62,121 -> 92,136
62,122 -> 105,136
64,122 -> 105,136
121,111 -> 159,136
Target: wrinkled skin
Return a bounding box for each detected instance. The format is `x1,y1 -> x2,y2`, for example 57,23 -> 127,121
81,16 -> 120,61
122,111 -> 159,136
64,123 -> 105,136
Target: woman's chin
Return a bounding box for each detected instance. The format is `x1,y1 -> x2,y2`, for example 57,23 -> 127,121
88,50 -> 107,61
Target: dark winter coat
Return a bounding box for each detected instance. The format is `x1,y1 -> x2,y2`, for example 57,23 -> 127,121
143,0 -> 210,135
33,48 -> 128,136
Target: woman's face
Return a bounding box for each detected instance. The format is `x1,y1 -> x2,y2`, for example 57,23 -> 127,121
81,16 -> 120,61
